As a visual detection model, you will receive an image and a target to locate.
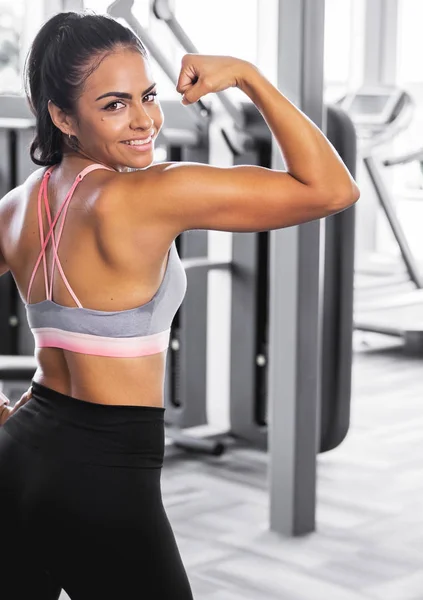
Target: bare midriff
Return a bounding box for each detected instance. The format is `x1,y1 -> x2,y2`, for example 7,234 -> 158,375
32,348 -> 167,407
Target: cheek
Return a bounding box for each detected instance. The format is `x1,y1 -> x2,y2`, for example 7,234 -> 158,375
156,102 -> 164,119
152,105 -> 164,130
98,115 -> 126,137
84,117 -> 108,135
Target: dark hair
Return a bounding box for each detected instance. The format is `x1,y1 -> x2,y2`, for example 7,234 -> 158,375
24,11 -> 148,166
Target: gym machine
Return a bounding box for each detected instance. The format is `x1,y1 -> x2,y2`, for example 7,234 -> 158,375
339,85 -> 423,353
108,0 -> 356,459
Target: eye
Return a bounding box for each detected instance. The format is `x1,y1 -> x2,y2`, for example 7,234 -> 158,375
104,101 -> 126,111
143,91 -> 158,103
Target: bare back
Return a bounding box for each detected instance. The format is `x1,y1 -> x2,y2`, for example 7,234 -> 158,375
0,159 -> 176,407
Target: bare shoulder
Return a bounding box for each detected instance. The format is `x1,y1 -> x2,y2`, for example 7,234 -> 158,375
1,167 -> 48,213
0,175 -> 31,222
93,163 -> 180,260
18,167 -> 46,196
0,171 -> 43,260
1,167 -> 42,204
95,161 -> 180,235
95,162 -> 175,210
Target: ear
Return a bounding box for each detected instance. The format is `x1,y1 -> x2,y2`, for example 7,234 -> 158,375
47,100 -> 76,136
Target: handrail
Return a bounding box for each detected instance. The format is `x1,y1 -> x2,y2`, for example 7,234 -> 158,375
383,147 -> 423,167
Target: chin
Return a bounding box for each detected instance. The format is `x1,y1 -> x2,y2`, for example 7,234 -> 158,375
116,160 -> 152,172
121,152 -> 155,170
132,160 -> 155,170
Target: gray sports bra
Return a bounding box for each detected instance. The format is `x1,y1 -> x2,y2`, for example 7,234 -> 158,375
25,163 -> 187,358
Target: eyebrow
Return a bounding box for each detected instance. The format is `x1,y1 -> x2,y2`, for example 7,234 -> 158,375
95,83 -> 157,102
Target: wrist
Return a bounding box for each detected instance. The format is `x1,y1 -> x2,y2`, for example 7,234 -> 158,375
236,61 -> 262,93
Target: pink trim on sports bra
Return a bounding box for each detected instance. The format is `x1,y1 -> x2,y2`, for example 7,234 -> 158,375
31,327 -> 171,358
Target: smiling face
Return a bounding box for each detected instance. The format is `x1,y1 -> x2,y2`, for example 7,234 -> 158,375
50,47 -> 164,171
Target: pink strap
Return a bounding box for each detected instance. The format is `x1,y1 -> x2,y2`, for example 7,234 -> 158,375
27,164 -> 115,305
27,167 -> 55,303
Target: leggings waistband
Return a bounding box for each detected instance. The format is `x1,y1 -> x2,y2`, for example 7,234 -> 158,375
4,382 -> 165,468
31,381 -> 165,425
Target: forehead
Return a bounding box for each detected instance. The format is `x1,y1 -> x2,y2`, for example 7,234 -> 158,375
83,49 -> 154,97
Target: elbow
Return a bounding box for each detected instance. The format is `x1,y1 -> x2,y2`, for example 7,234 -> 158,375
348,181 -> 361,204
328,182 -> 360,212
343,183 -> 361,207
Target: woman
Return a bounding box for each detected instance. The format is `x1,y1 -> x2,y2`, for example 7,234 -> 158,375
0,10 -> 359,600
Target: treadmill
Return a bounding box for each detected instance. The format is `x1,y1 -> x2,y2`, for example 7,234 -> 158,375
338,85 -> 423,353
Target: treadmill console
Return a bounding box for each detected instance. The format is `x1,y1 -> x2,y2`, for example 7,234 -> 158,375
339,86 -> 404,126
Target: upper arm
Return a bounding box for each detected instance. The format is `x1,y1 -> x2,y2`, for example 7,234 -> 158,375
125,162 -> 358,236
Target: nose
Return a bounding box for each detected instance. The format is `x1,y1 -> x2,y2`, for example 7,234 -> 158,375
130,103 -> 154,130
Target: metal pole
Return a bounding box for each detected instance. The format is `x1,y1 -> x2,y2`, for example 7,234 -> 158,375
267,0 -> 325,537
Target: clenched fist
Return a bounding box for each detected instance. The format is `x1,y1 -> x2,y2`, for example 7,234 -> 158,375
176,54 -> 249,105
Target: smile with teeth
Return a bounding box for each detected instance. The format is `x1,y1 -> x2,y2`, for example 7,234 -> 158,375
123,136 -> 153,146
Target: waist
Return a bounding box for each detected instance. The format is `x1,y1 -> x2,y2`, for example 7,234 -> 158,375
3,381 -> 166,468
33,347 -> 167,407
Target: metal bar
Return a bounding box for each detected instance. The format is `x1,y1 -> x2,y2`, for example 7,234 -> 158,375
163,140 -> 210,433
383,147 -> 423,167
363,0 -> 398,86
267,0 -> 324,537
361,0 -> 399,254
152,0 -> 245,130
107,0 -> 211,126
182,258 -> 231,272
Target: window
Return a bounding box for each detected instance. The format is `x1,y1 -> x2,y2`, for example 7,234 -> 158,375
397,0 -> 423,84
0,1 -> 25,94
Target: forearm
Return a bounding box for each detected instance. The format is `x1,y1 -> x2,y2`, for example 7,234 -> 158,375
238,63 -> 359,198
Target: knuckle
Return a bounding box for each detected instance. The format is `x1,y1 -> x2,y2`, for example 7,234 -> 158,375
202,77 -> 213,91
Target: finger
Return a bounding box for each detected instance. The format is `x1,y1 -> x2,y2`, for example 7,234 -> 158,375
14,392 -> 30,410
22,387 -> 32,400
181,80 -> 208,105
176,55 -> 195,93
17,393 -> 29,407
176,70 -> 193,95
0,405 -> 12,426
177,75 -> 203,104
0,391 -> 10,406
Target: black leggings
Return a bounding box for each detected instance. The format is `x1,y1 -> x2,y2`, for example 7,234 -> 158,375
0,381 -> 193,600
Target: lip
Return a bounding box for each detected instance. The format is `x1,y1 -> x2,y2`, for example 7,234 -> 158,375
121,133 -> 155,143
122,138 -> 154,153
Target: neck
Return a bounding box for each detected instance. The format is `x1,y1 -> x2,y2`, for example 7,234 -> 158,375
62,150 -> 119,172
